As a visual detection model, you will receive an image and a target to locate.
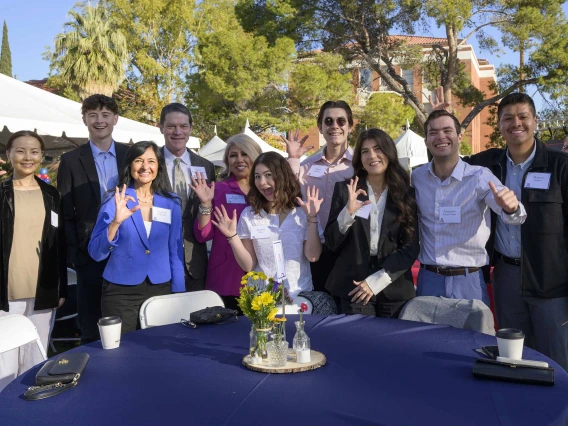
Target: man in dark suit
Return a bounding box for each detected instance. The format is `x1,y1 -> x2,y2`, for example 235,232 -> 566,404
159,103 -> 215,291
57,95 -> 129,344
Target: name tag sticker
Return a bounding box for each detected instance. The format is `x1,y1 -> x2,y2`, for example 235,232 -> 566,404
524,172 -> 551,190
307,165 -> 328,178
51,211 -> 58,228
226,194 -> 246,204
190,166 -> 207,180
152,207 -> 172,224
273,240 -> 287,280
439,206 -> 461,223
355,203 -> 372,219
251,225 -> 271,239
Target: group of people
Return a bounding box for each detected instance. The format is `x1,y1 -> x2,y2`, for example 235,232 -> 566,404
0,89 -> 567,391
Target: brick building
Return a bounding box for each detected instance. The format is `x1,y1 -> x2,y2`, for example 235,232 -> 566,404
304,36 -> 497,154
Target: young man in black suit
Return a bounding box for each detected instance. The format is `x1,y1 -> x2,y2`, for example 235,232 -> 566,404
57,95 -> 129,344
159,103 -> 216,291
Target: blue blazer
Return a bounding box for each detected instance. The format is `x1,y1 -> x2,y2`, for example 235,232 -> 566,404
88,188 -> 185,292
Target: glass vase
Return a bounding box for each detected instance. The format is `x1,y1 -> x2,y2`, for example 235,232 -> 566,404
249,323 -> 272,359
266,340 -> 288,367
293,320 -> 311,363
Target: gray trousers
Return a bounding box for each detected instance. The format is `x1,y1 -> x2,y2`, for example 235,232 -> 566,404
493,257 -> 568,371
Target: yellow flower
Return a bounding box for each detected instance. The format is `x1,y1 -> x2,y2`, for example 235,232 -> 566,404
246,272 -> 255,277
240,279 -> 247,285
267,308 -> 279,321
259,272 -> 267,280
252,275 -> 260,281
258,292 -> 274,306
251,296 -> 262,311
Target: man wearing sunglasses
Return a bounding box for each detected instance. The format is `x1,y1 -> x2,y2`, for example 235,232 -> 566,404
285,101 -> 355,292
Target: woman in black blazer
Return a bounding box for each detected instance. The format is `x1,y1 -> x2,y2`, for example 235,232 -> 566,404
325,128 -> 418,317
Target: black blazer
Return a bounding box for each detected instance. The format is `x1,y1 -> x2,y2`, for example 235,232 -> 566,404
57,142 -> 129,265
161,147 -> 216,282
0,177 -> 67,311
324,179 -> 419,301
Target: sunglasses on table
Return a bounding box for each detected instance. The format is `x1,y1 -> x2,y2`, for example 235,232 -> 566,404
324,117 -> 348,127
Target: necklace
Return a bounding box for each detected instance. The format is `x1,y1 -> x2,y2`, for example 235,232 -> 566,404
137,193 -> 154,204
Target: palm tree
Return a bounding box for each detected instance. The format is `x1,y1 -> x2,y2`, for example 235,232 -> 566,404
52,4 -> 128,100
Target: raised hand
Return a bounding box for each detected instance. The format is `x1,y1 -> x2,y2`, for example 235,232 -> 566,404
297,185 -> 323,218
489,181 -> 519,214
211,204 -> 238,237
281,129 -> 314,159
346,177 -> 371,215
0,158 -> 6,176
429,86 -> 452,112
113,184 -> 140,225
348,279 -> 373,305
189,171 -> 215,206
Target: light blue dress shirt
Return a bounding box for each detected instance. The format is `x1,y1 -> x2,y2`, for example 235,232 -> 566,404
90,141 -> 119,201
494,143 -> 536,258
412,159 -> 526,268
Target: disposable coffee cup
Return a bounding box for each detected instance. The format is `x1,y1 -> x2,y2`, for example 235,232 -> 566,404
496,328 -> 525,360
98,316 -> 122,350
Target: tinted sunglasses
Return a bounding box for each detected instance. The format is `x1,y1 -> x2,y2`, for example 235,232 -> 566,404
324,117 -> 348,127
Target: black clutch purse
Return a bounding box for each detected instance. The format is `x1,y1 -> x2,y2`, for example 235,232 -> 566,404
24,352 -> 90,400
181,307 -> 238,328
473,358 -> 555,386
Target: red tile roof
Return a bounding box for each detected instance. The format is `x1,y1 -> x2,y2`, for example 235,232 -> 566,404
390,35 -> 450,45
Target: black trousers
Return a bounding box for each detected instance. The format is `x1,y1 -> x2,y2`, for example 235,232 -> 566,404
310,248 -> 337,293
335,255 -> 407,318
220,295 -> 243,315
336,294 -> 407,318
75,259 -> 107,344
101,278 -> 171,334
185,271 -> 206,292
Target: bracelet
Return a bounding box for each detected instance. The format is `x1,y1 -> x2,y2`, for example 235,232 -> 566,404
227,233 -> 238,242
199,204 -> 213,215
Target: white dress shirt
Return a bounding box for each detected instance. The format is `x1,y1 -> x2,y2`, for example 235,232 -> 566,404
163,147 -> 192,198
337,184 -> 392,295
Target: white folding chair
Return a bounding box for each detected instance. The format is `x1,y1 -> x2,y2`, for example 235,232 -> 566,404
0,314 -> 47,360
49,268 -> 81,352
139,290 -> 225,329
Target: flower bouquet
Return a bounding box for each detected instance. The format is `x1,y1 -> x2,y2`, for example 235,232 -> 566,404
238,272 -> 288,362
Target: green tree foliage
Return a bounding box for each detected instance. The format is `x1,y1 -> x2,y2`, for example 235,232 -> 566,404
235,0 -> 568,134
0,20 -> 12,77
357,93 -> 415,140
104,0 -> 196,122
46,4 -> 128,100
189,0 -> 352,140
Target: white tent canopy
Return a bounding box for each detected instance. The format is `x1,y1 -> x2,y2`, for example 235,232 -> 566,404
199,127 -> 227,167
394,120 -> 429,170
0,74 -> 199,153
243,119 -> 287,157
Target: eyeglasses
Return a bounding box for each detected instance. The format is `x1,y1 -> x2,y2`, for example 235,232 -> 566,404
324,117 -> 348,127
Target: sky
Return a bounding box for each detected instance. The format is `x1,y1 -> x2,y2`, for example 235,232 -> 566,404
1,0 -> 566,112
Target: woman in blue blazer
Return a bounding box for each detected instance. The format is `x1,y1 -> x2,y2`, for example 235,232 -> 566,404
89,141 -> 184,333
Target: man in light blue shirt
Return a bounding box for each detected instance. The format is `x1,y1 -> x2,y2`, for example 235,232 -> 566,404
412,110 -> 526,304
90,140 -> 119,201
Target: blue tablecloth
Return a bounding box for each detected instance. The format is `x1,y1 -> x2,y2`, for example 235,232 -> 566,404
1,315 -> 568,426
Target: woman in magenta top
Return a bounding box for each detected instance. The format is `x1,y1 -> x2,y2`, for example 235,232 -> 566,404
191,134 -> 262,311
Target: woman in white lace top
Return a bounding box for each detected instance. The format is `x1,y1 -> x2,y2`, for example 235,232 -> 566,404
212,152 -> 323,300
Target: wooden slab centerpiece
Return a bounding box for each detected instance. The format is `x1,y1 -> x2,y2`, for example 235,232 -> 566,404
243,349 -> 326,373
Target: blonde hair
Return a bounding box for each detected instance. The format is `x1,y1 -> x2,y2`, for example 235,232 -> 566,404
219,133 -> 263,179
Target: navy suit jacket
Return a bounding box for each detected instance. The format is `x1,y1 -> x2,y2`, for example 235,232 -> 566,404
88,188 -> 185,292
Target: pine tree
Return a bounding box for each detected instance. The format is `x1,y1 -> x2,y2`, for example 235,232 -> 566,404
0,20 -> 12,77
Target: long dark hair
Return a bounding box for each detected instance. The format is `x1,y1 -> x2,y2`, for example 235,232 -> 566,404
247,152 -> 301,215
352,128 -> 416,239
115,141 -> 175,201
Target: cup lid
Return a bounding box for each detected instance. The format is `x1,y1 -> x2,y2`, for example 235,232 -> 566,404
496,328 -> 525,340
98,316 -> 122,326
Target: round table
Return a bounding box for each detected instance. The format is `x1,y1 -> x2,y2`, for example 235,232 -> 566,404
2,315 -> 568,426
